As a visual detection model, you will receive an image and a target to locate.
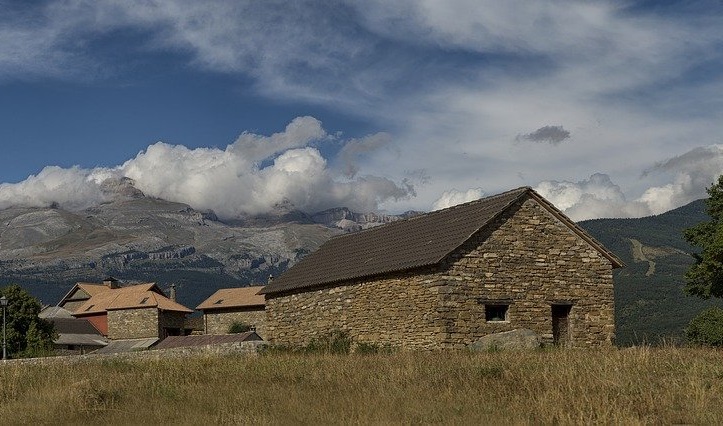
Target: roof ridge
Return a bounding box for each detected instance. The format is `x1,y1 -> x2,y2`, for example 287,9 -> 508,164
325,186 -> 532,242
432,187 -> 532,264
261,186 -> 535,295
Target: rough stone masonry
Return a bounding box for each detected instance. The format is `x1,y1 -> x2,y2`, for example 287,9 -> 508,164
265,196 -> 616,349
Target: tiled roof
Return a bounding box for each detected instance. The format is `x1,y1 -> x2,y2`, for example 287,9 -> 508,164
73,283 -> 193,315
57,283 -> 109,310
152,332 -> 262,350
39,306 -> 74,319
196,286 -> 265,311
261,187 -> 623,296
91,338 -> 158,354
76,283 -> 111,296
50,318 -> 103,335
54,333 -> 109,347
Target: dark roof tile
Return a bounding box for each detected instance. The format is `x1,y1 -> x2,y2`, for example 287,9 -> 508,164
152,332 -> 262,350
262,187 -> 623,296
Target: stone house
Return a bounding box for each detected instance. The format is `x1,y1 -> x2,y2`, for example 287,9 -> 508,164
70,282 -> 194,340
196,286 -> 266,337
260,187 -> 624,349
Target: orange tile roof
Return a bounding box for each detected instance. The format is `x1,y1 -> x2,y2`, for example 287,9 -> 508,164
196,286 -> 265,311
58,283 -> 111,311
75,283 -> 110,296
74,283 -> 193,315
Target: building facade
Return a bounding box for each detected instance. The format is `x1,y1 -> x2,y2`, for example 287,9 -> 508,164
197,286 -> 266,337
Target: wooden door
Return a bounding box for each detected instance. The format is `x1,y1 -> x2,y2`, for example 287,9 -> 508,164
552,304 -> 572,345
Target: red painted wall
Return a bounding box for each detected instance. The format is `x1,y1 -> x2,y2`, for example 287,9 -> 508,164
80,313 -> 108,336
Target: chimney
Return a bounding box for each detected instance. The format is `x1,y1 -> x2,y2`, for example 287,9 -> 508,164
268,274 -> 274,285
169,283 -> 177,302
103,276 -> 119,289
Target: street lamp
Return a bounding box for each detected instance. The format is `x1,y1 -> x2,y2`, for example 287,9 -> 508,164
0,295 -> 7,360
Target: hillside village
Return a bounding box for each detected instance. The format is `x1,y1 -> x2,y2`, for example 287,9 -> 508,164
23,186 -> 627,357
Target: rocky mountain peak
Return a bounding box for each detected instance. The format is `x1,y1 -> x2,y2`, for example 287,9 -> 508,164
99,177 -> 145,199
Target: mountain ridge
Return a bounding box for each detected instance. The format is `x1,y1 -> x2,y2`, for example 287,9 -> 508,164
0,180 -> 415,308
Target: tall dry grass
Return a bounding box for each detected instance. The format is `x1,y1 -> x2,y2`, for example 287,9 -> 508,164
1,347 -> 722,424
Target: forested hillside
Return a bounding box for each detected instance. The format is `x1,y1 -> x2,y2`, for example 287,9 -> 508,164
581,199 -> 723,345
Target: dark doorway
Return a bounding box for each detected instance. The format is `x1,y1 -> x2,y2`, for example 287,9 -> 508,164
551,304 -> 572,345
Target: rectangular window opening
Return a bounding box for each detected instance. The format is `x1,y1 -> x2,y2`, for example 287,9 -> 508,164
485,304 -> 509,322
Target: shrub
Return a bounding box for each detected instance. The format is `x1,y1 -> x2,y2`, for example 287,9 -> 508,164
228,321 -> 252,334
305,330 -> 352,354
686,307 -> 723,346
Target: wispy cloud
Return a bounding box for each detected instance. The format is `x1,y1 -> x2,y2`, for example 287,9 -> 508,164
1,1 -> 722,219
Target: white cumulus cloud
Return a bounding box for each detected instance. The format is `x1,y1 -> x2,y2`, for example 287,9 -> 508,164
535,145 -> 723,221
432,188 -> 484,211
0,117 -> 414,219
0,166 -> 108,210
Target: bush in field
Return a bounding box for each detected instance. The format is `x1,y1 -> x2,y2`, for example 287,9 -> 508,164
686,307 -> 723,346
228,321 -> 252,334
305,329 -> 352,354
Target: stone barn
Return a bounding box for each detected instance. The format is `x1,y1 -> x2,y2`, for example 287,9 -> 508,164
260,187 -> 624,349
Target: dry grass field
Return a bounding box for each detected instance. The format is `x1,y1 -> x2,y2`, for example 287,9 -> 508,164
1,347 -> 722,424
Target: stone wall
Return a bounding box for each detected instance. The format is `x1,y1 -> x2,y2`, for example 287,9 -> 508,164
436,198 -> 615,348
266,195 -> 616,349
204,308 -> 267,338
107,308 -> 159,340
159,311 -> 187,337
2,341 -> 264,366
265,269 -> 443,349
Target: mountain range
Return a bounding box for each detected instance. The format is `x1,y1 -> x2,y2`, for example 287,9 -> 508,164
0,178 -> 415,310
0,178 -> 718,345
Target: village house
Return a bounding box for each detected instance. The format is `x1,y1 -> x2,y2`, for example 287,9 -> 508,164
60,280 -> 194,341
196,286 -> 266,337
260,187 -> 624,349
39,306 -> 108,355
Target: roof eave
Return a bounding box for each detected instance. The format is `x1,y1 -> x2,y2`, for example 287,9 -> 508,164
260,261 -> 440,296
198,303 -> 265,311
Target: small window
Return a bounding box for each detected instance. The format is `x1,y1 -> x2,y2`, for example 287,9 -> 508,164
84,304 -> 94,312
140,297 -> 149,304
214,299 -> 224,305
485,304 -> 509,322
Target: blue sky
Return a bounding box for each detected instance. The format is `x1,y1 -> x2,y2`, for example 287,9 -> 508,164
1,0 -> 722,220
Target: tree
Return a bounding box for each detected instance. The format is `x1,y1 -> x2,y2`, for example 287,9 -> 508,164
228,321 -> 251,334
684,175 -> 723,298
0,284 -> 56,358
686,307 -> 723,346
